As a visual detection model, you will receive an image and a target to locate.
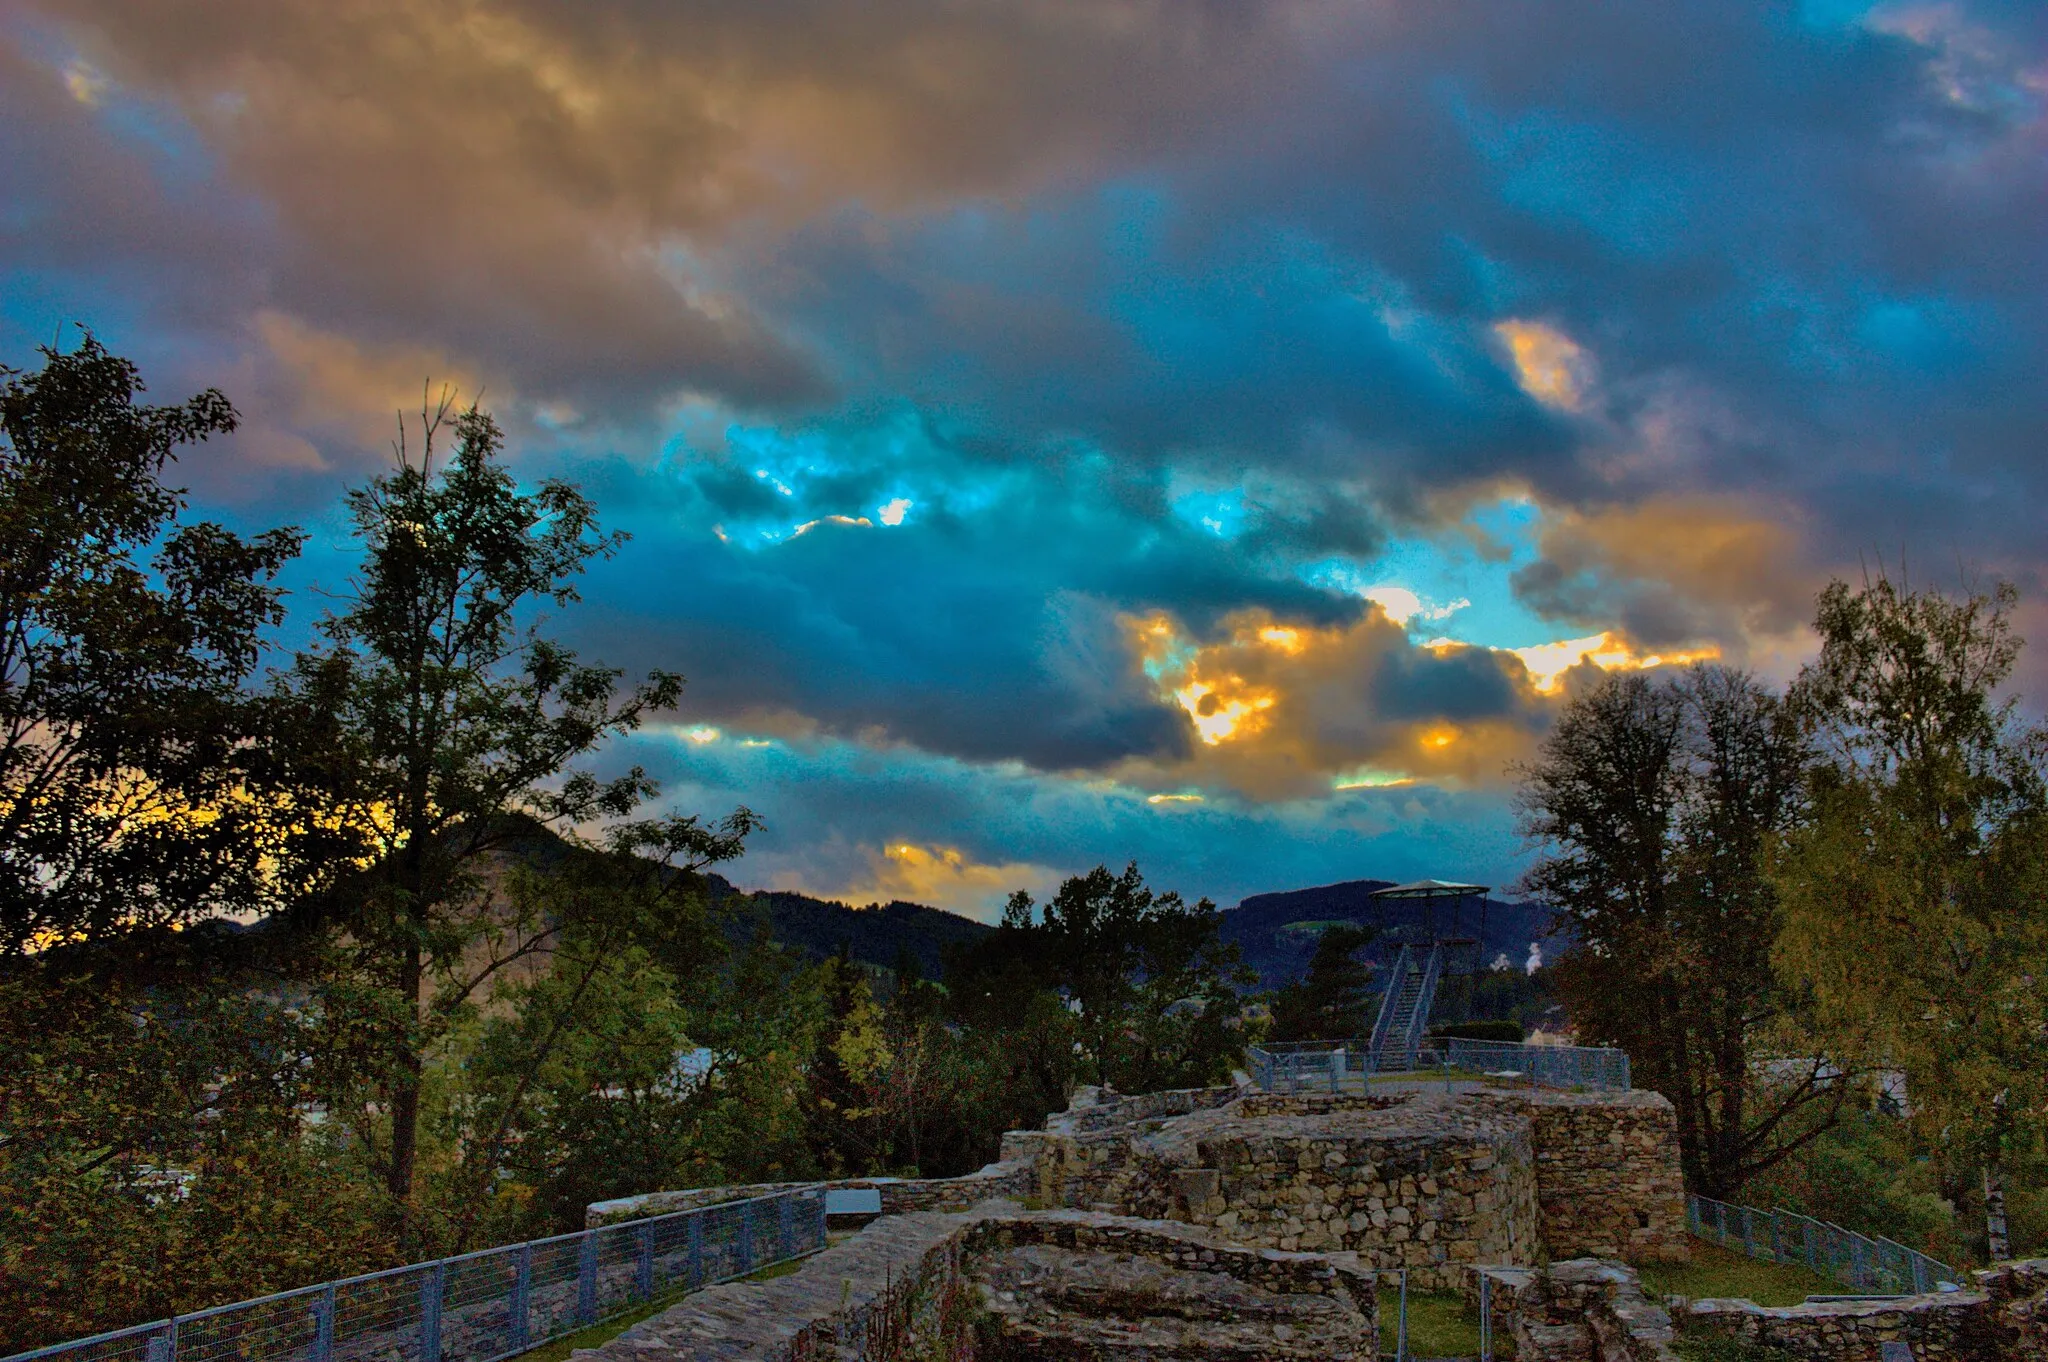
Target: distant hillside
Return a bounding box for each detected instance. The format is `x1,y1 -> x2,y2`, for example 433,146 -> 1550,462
701,876 -> 992,978
1219,878 -> 1567,989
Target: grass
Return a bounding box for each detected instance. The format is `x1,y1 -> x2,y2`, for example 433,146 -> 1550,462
1379,1288 -> 1496,1358
1639,1240 -> 1837,1307
512,1255 -> 815,1362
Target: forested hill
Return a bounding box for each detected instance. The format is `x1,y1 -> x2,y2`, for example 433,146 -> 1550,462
1219,879 -> 1565,988
699,876 -> 993,977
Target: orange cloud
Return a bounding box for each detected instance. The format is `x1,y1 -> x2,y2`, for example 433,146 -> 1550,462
1121,597 -> 1743,798
1121,607 -> 1546,798
1504,631 -> 1721,694
1493,319 -> 1593,411
782,842 -> 1060,921
1512,495 -> 1814,670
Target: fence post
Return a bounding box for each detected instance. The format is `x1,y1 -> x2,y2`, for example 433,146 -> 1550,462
146,1321 -> 177,1362
511,1242 -> 533,1352
688,1212 -> 705,1288
421,1262 -> 446,1362
637,1223 -> 656,1300
1482,1271 -> 1495,1361
738,1202 -> 756,1277
313,1283 -> 337,1362
1396,1268 -> 1409,1362
577,1232 -> 600,1325
778,1196 -> 796,1262
1769,1212 -> 1783,1264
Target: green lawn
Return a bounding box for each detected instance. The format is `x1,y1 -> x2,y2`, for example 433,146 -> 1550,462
1379,1287 -> 1496,1358
1640,1240 -> 1837,1307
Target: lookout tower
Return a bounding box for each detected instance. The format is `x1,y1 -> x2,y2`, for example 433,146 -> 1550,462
1366,879 -> 1489,1069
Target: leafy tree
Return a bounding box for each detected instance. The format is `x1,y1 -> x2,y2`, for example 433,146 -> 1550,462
1518,665 -> 1839,1198
425,819 -> 754,1246
803,949 -> 893,1175
1773,572 -> 2048,1259
0,335 -> 303,955
279,394 -> 731,1224
0,929 -> 393,1351
984,863 -> 1252,1093
1268,923 -> 1377,1042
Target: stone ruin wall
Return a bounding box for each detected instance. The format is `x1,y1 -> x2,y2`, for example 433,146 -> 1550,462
1473,1256 -> 2048,1362
576,1081 -> 2048,1362
994,1085 -> 1683,1288
580,1208 -> 1379,1362
1506,1089 -> 1691,1263
1061,1095 -> 1541,1291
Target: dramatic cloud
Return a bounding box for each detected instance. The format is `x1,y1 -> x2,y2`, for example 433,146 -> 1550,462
5,0 -> 2043,904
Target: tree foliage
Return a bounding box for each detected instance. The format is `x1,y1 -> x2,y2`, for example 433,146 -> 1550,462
1518,664 -> 1835,1197
1268,923 -> 1377,1042
279,394 -> 735,1217
949,863 -> 1251,1096
0,335 -> 304,955
1773,571 -> 2048,1257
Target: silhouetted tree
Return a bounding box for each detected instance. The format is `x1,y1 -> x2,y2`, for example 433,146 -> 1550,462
1518,664 -> 1836,1198
1268,923 -> 1377,1042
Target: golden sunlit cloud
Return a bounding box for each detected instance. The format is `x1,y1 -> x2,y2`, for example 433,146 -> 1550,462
1146,792 -> 1204,805
1493,319 -> 1593,411
683,724 -> 722,744
784,842 -> 1059,921
1361,585 -> 1469,627
1120,597 -> 1734,799
1505,632 -> 1722,694
1121,607 -> 1542,798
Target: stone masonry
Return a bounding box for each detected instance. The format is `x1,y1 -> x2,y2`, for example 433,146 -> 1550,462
581,1077 -> 1694,1361
581,1207 -> 1380,1362
1474,1256 -> 2048,1361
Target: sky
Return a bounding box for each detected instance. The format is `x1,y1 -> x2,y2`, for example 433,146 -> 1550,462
4,0 -> 2044,918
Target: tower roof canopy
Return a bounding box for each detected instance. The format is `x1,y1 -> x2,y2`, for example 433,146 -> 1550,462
1371,879 -> 1490,899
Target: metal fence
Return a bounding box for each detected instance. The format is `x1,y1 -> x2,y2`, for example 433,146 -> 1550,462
4,1188 -> 827,1362
1246,1037 -> 1631,1094
1688,1194 -> 1959,1296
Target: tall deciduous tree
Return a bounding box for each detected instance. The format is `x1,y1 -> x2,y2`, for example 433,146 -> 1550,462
0,336 -> 303,954
1518,665 -> 1836,1198
1774,572 -> 2048,1259
283,395 -> 711,1221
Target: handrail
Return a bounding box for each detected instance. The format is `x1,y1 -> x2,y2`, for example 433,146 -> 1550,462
1398,945 -> 1445,1064
1687,1194 -> 1958,1297
1244,1037 -> 1632,1094
3,1187 -> 827,1362
1368,943 -> 1412,1058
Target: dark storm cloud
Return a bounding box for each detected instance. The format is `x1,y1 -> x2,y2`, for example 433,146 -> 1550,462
565,446 -> 1378,771
6,0 -> 2047,868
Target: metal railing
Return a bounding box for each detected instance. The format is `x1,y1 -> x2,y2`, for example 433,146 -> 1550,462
1246,1037 -> 1631,1094
1688,1194 -> 1958,1296
4,1188 -> 827,1362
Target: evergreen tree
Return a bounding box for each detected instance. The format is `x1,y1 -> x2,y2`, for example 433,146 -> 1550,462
1268,923 -> 1377,1042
